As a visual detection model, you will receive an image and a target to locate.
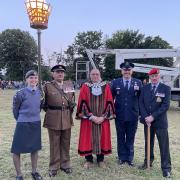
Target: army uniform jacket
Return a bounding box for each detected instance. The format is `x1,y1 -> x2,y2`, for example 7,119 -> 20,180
43,80 -> 75,130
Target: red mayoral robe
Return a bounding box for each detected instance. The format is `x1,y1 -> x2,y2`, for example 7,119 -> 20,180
76,81 -> 115,156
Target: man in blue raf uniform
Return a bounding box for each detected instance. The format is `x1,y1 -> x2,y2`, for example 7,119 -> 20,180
139,68 -> 171,178
111,62 -> 142,166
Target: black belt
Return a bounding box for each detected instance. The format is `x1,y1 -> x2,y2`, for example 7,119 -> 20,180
48,105 -> 70,110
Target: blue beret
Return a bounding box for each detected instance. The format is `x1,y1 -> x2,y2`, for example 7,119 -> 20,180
25,70 -> 38,79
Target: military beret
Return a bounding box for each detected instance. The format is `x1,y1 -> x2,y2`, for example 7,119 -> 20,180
25,70 -> 38,79
51,64 -> 66,72
148,68 -> 160,75
120,62 -> 134,69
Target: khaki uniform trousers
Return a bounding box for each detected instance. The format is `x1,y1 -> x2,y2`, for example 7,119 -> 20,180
48,128 -> 71,170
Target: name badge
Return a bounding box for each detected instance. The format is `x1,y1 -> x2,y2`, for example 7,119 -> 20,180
116,87 -> 120,95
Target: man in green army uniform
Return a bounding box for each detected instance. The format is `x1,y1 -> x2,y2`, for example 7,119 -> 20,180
43,64 -> 75,177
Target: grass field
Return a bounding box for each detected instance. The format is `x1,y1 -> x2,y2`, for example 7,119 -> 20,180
0,89 -> 180,180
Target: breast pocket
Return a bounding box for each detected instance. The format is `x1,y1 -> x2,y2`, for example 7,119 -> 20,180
48,92 -> 60,103
49,92 -> 59,96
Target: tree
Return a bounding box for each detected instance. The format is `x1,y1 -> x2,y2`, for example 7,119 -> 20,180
65,45 -> 75,64
47,51 -> 67,66
103,29 -> 172,80
0,29 -> 38,80
139,36 -> 173,67
41,65 -> 51,81
106,29 -> 144,49
64,31 -> 104,80
73,31 -> 103,57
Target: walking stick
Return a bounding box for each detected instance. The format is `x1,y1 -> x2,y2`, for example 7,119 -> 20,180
147,126 -> 151,169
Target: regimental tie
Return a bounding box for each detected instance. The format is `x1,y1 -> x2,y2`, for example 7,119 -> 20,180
151,85 -> 156,96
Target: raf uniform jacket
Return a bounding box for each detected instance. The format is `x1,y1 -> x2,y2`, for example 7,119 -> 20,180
43,80 -> 75,130
139,83 -> 171,129
111,78 -> 142,122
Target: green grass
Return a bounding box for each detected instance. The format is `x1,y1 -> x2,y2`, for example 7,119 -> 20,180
0,89 -> 180,180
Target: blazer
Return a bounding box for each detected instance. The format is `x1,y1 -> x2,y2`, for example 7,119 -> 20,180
139,82 -> 171,129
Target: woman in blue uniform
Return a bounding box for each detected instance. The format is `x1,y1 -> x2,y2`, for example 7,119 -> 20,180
11,70 -> 42,180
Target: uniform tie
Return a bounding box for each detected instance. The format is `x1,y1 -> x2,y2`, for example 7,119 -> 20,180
151,86 -> 156,98
32,89 -> 35,94
151,85 -> 156,96
125,80 -> 129,91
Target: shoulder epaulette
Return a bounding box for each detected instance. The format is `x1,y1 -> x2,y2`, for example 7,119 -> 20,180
16,88 -> 25,94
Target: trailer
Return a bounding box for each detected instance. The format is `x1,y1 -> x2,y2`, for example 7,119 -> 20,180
86,49 -> 180,105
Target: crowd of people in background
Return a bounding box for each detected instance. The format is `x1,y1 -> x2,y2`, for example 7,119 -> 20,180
0,80 -> 25,90
0,79 -> 53,90
0,79 -> 83,91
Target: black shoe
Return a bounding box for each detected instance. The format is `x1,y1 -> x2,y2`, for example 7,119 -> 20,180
163,171 -> 171,178
118,160 -> 126,165
60,167 -> 73,174
16,176 -> 23,180
49,170 -> 57,177
138,162 -> 153,170
127,161 -> 134,167
31,172 -> 42,180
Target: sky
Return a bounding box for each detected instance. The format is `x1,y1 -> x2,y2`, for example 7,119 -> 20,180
1,0 -> 180,60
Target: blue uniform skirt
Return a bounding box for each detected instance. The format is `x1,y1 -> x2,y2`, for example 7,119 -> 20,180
11,121 -> 41,154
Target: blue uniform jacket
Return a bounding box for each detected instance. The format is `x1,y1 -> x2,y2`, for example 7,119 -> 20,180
139,83 -> 171,129
111,78 -> 142,122
13,87 -> 41,122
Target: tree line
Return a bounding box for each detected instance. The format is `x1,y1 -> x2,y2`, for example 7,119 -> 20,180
0,29 -> 173,81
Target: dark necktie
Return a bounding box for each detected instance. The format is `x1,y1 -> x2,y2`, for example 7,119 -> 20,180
32,89 -> 35,94
125,80 -> 129,91
151,85 -> 156,96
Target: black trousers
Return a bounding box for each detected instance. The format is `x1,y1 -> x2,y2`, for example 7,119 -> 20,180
115,121 -> 138,161
85,154 -> 104,163
144,125 -> 171,172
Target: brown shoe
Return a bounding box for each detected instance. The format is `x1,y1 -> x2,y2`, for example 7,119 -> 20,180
98,161 -> 106,168
83,162 -> 93,169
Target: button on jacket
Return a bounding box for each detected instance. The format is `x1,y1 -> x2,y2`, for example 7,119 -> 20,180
43,80 -> 75,130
